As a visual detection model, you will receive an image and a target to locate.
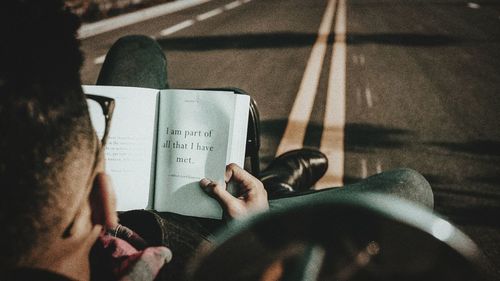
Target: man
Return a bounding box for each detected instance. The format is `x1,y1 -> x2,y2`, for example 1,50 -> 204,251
0,1 -> 141,279
0,1 -> 433,280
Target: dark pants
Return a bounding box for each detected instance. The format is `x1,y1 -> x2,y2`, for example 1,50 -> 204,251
96,35 -> 434,211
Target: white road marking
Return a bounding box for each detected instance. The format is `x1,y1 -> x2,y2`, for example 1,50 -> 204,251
467,2 -> 480,9
196,7 -> 224,21
225,0 -> 243,10
365,87 -> 373,108
79,0 -> 211,39
361,159 -> 368,179
94,55 -> 106,65
376,160 -> 382,173
93,0 -> 253,65
352,55 -> 358,64
316,0 -> 346,188
276,0 -> 337,156
359,54 -> 365,65
160,19 -> 195,36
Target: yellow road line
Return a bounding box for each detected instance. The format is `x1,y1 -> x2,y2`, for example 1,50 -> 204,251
316,0 -> 347,188
275,0 -> 337,156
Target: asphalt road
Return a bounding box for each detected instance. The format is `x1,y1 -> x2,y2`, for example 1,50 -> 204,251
80,0 -> 500,278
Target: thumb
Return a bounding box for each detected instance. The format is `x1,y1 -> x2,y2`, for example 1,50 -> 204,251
200,178 -> 237,207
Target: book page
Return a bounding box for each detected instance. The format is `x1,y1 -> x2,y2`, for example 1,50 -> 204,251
83,85 -> 159,211
227,94 -> 250,165
154,90 -> 237,219
225,94 -> 250,195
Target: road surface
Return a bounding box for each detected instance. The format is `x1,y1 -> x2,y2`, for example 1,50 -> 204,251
80,0 -> 500,277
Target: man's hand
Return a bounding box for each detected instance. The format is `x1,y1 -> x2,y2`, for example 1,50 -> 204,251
200,163 -> 269,219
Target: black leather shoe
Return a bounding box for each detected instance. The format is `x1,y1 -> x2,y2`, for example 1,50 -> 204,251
259,148 -> 328,199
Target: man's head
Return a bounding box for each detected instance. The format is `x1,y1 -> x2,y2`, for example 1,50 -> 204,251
0,0 -> 116,277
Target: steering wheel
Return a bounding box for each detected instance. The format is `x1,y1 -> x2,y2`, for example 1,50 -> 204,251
187,193 -> 486,281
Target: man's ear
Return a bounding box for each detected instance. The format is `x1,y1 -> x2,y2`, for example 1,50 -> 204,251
90,173 -> 118,229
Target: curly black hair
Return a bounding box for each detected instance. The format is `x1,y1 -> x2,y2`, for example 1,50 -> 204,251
0,0 -> 93,270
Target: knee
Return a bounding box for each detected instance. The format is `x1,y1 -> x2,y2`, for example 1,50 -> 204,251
392,168 -> 434,209
114,35 -> 156,46
110,35 -> 165,59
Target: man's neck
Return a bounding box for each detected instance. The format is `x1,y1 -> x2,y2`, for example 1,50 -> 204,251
25,247 -> 91,281
23,227 -> 100,281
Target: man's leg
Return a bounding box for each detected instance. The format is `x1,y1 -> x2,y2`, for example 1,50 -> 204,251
269,168 -> 434,211
96,35 -> 168,89
96,35 -> 220,236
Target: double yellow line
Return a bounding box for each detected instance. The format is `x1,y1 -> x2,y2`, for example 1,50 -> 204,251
276,0 -> 347,188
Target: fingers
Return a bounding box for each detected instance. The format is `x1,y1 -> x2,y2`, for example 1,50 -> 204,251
225,164 -> 267,197
200,178 -> 238,207
200,165 -> 268,219
141,246 -> 173,273
157,246 -> 173,264
225,163 -> 260,189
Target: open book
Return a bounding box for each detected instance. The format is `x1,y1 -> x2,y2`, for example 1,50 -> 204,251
83,85 -> 250,219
